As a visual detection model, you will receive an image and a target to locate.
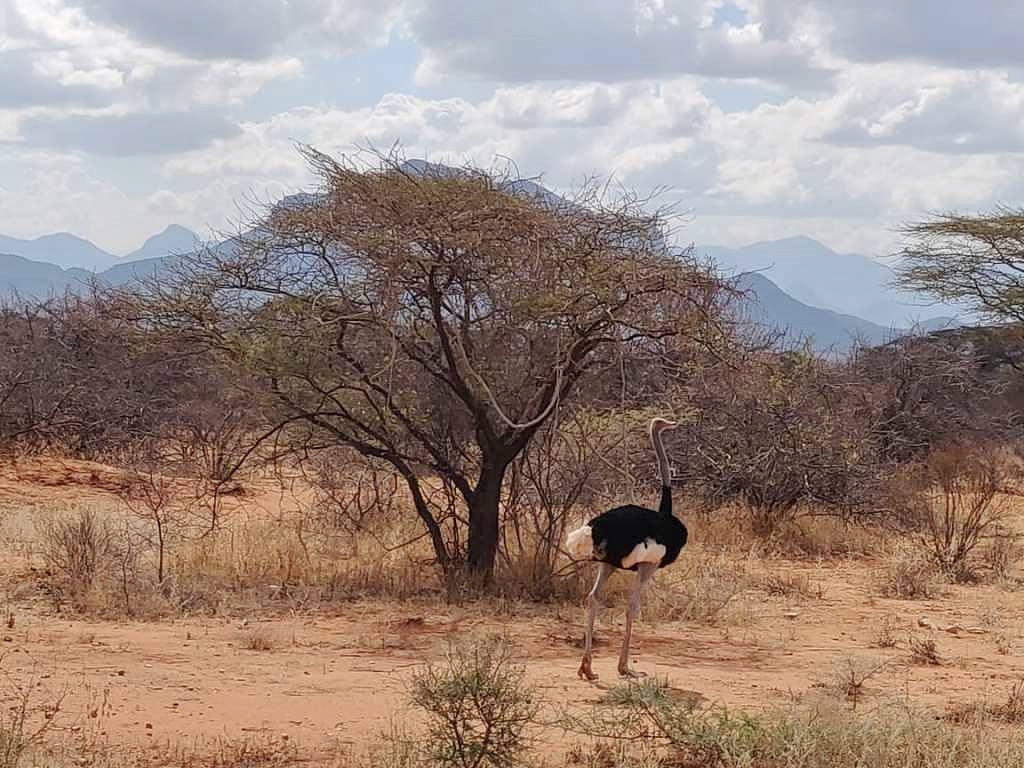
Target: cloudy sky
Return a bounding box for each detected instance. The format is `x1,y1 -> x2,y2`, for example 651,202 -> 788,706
1,1 -> 1022,256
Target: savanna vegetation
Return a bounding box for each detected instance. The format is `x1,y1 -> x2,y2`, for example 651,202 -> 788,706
2,151 -> 1024,766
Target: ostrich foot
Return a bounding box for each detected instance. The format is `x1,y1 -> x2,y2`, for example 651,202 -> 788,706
578,657 -> 598,682
617,665 -> 647,679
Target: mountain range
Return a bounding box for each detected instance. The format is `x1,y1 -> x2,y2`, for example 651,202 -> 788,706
0,185 -> 962,354
697,236 -> 959,329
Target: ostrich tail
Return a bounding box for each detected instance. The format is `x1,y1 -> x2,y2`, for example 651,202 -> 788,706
565,524 -> 595,560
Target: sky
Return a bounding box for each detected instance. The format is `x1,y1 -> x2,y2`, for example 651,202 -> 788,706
1,1 -> 1023,257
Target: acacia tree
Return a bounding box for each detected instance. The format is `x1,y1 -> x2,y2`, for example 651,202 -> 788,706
897,208 -> 1024,323
137,148 -> 725,583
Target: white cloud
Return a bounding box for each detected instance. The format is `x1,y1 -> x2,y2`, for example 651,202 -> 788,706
152,65 -> 1024,258
410,0 -> 829,86
822,65 -> 1024,154
3,0 -> 1024,264
66,0 -> 404,60
1,0 -> 303,145
776,1 -> 1024,69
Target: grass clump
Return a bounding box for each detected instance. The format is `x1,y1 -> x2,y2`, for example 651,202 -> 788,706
877,546 -> 943,599
909,636 -> 941,666
239,626 -> 277,652
0,668 -> 63,768
947,679 -> 1024,726
565,677 -> 1024,768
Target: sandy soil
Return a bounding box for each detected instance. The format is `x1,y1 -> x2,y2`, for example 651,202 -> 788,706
2,457 -> 1023,761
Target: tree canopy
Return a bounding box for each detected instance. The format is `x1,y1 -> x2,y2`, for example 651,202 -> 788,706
897,207 -> 1024,324
136,147 -> 728,582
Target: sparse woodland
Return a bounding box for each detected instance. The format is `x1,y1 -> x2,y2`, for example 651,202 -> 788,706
3,151 -> 1024,767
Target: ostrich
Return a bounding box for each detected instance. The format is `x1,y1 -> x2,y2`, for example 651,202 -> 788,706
565,417 -> 686,681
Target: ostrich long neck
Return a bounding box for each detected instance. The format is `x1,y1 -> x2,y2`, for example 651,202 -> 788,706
652,427 -> 673,516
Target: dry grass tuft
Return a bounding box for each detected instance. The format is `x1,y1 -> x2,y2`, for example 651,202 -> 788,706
42,734 -> 301,768
946,680 -> 1024,726
877,546 -> 943,600
760,571 -> 823,600
829,656 -> 889,709
645,549 -> 750,625
239,625 -> 277,652
872,614 -> 900,649
909,636 -> 941,666
27,503 -> 443,618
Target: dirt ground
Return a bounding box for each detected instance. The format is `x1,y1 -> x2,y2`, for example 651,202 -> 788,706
2,457 -> 1023,761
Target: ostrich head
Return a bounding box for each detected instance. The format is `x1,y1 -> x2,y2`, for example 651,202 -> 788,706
649,416 -> 678,435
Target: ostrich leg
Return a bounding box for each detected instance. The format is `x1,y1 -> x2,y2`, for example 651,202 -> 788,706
618,562 -> 658,678
578,562 -> 613,681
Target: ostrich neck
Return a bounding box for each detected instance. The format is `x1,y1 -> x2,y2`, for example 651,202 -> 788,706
652,428 -> 673,517
652,429 -> 672,489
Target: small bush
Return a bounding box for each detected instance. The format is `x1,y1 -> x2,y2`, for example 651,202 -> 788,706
830,656 -> 888,709
409,636 -> 538,768
0,668 -> 63,768
983,530 -> 1022,582
240,626 -> 276,652
877,546 -> 942,600
909,636 -> 941,666
947,680 -> 1024,726
872,614 -> 899,649
36,507 -> 117,607
900,446 -> 1009,579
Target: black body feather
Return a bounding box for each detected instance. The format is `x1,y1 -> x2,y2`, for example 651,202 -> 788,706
586,492 -> 688,572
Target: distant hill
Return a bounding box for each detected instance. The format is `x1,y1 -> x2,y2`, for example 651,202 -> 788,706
0,253 -> 93,299
698,235 -> 961,328
735,272 -> 899,354
0,168 -> 963,354
123,225 -> 200,262
0,226 -> 201,299
0,232 -> 117,271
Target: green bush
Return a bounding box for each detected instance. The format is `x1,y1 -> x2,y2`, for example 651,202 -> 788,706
409,636 -> 538,768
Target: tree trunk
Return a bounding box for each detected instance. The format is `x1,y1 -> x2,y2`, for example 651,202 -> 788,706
401,470 -> 452,574
466,457 -> 509,583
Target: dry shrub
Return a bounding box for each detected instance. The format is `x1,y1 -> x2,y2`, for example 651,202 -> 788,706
872,614 -> 900,649
565,679 -> 1024,768
909,636 -> 941,666
994,633 -> 1012,655
760,571 -> 822,600
48,735 -> 301,768
645,550 -> 749,624
0,666 -> 64,768
782,517 -> 885,559
564,740 -> 661,768
877,545 -> 943,600
996,680 -> 1024,723
947,680 -> 1024,726
167,516 -> 440,611
239,626 -> 276,652
35,507 -> 118,609
829,656 -> 889,709
673,346 -> 894,538
32,503 -> 445,618
982,528 -> 1023,582
899,445 -> 1009,580
117,456 -> 185,584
